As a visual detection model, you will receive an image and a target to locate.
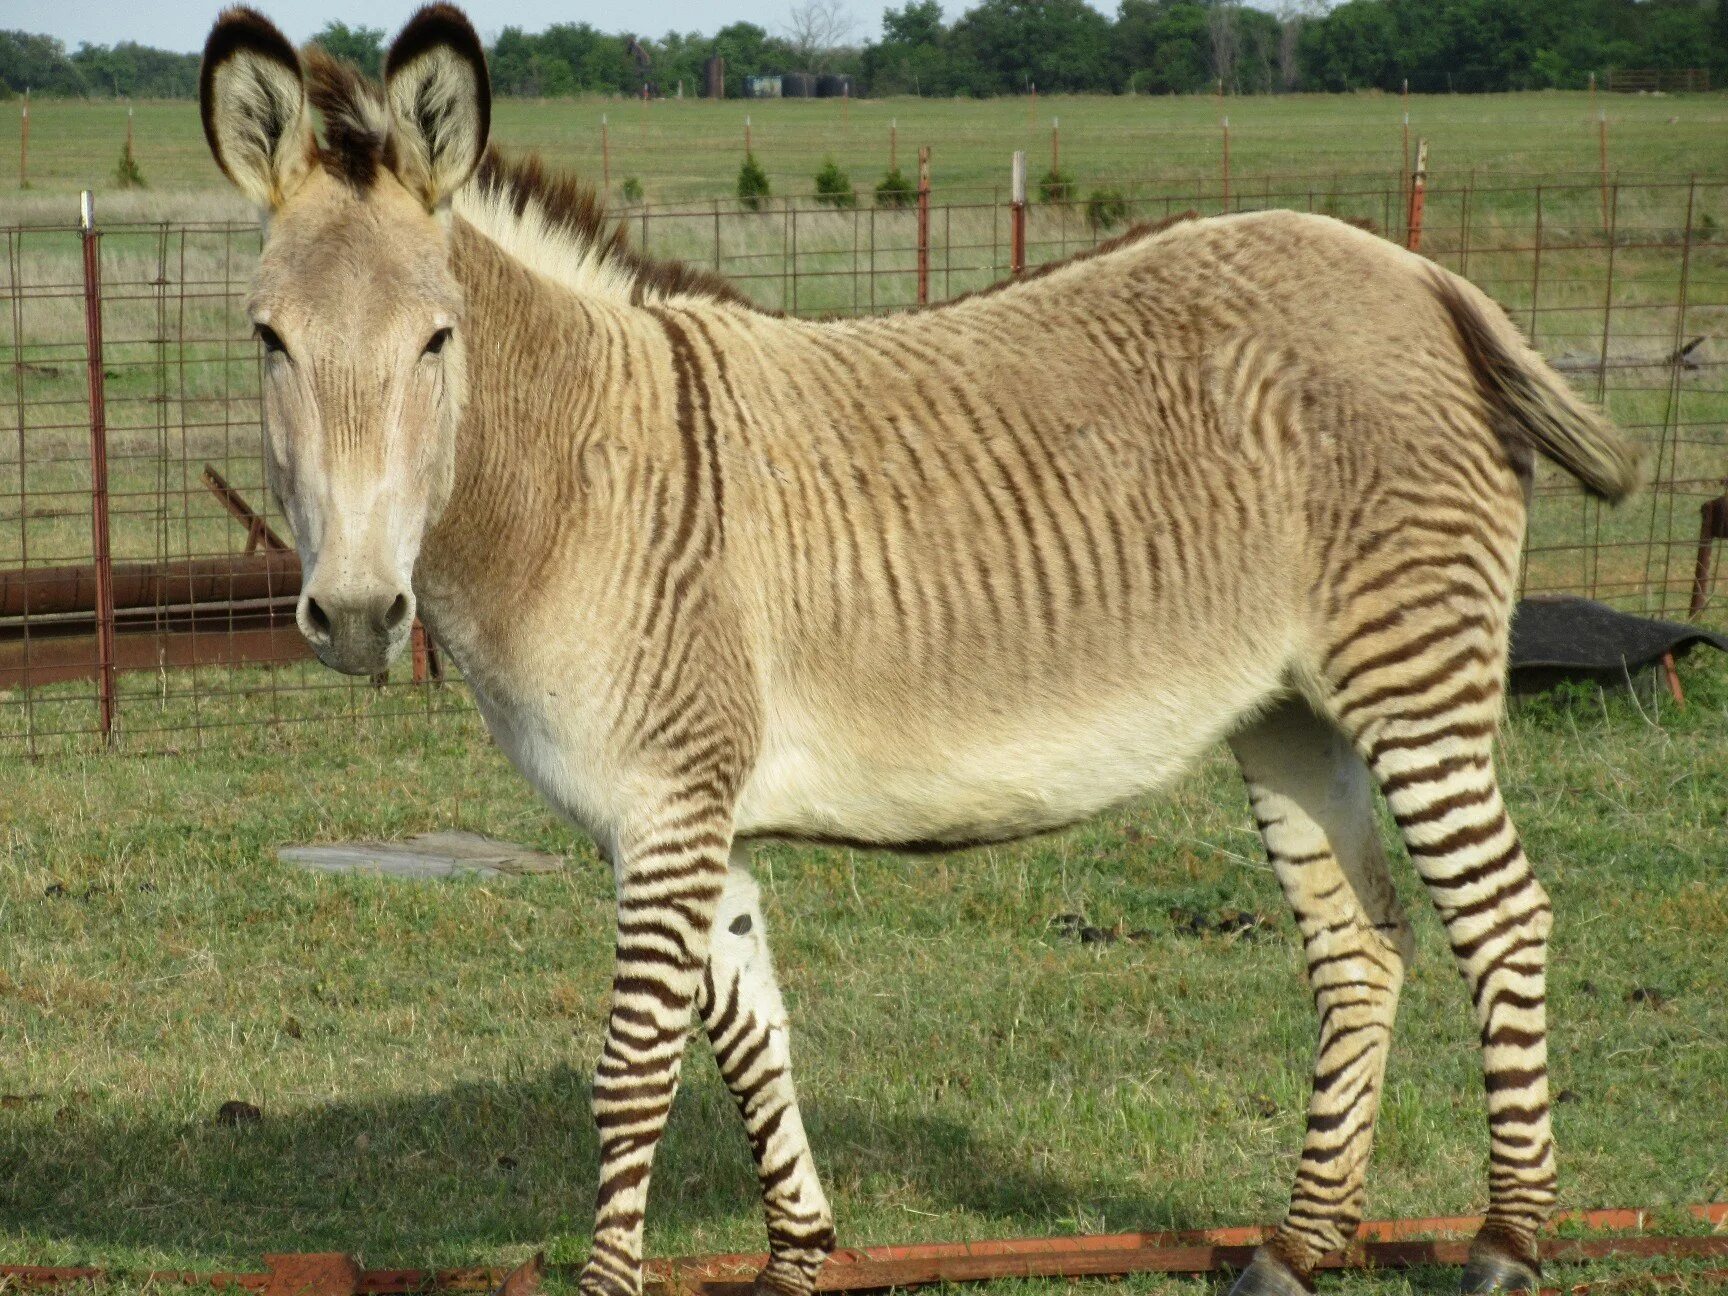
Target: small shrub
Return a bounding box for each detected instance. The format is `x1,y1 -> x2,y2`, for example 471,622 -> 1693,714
1038,166 -> 1074,204
619,175 -> 643,203
114,138 -> 146,189
737,152 -> 771,211
1085,186 -> 1128,233
875,166 -> 914,208
813,156 -> 857,208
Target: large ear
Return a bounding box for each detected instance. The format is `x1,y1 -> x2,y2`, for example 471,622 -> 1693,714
383,5 -> 491,209
199,7 -> 314,210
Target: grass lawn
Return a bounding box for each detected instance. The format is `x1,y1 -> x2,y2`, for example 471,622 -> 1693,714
1,652 -> 1724,1293
4,91 -> 1728,212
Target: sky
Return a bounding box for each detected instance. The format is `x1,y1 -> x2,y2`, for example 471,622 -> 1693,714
3,0 -> 981,55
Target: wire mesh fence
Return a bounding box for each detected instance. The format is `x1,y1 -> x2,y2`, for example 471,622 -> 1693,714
3,169 -> 1724,754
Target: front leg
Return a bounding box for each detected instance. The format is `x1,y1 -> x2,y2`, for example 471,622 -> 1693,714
699,852 -> 836,1296
580,794 -> 734,1296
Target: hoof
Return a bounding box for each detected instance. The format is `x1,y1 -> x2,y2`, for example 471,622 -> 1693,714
1227,1248 -> 1313,1296
752,1257 -> 823,1296
1460,1239 -> 1542,1295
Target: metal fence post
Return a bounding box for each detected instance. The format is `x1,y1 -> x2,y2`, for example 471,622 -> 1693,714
916,146 -> 931,306
79,191 -> 118,742
1405,139 -> 1428,252
1010,150 -> 1026,276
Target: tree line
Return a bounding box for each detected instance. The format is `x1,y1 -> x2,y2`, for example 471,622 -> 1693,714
4,0 -> 1726,101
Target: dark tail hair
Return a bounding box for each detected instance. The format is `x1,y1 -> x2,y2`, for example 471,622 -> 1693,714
1433,271 -> 1642,503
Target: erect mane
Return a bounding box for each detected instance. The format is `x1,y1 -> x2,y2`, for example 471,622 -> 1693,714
456,150 -> 760,310
298,44 -> 756,311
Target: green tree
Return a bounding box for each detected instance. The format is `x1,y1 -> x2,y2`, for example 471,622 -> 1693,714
947,0 -> 1114,96
310,21 -> 385,78
863,1 -> 954,94
70,41 -> 199,96
0,30 -> 87,95
1117,1 -> 1214,94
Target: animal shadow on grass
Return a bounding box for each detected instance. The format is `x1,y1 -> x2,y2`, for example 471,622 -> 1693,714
0,1065 -> 1168,1264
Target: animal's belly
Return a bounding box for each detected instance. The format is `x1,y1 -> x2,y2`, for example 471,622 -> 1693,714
734,698 -> 1229,847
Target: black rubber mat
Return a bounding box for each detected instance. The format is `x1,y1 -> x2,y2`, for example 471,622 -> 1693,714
1509,595 -> 1727,690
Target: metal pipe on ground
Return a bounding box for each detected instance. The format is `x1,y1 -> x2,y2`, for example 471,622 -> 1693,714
0,552 -> 302,620
0,1204 -> 1723,1296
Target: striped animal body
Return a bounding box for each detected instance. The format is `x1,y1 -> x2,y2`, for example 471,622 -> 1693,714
198,10 -> 1642,1296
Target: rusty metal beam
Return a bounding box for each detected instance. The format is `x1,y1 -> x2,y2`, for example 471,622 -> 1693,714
202,463 -> 290,555
0,552 -> 301,619
0,602 -> 308,690
0,1205 -> 1723,1296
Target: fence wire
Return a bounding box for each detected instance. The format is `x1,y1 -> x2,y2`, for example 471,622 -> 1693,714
2,171 -> 1724,754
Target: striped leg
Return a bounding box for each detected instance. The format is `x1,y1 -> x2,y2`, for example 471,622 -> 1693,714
699,856 -> 836,1296
1226,699 -> 1415,1296
1371,730 -> 1555,1291
580,802 -> 734,1296
1329,609 -> 1557,1292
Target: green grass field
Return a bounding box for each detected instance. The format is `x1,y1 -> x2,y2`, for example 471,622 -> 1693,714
1,656 -> 1724,1291
4,91 -> 1728,213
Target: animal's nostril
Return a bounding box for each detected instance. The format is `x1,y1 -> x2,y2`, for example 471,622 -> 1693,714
383,592 -> 411,632
304,596 -> 332,638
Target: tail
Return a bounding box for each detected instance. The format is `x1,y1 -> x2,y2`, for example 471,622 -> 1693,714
1432,271 -> 1643,503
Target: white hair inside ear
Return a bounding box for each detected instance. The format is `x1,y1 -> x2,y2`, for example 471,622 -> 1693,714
385,45 -> 488,209
204,47 -> 313,211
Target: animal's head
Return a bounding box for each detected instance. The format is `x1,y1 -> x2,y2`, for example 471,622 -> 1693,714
200,5 -> 490,675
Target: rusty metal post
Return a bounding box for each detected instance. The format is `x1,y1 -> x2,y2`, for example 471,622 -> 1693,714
79,191 -> 117,742
1009,149 -> 1026,276
1050,116 -> 1060,176
1220,116 -> 1230,213
889,117 -> 896,172
411,621 -> 431,685
916,146 -> 930,306
1691,492 -> 1728,619
601,115 -> 610,198
201,464 -> 289,553
1405,138 -> 1428,252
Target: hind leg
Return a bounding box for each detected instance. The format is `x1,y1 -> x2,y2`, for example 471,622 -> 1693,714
1226,698 -> 1416,1296
1325,591 -> 1556,1292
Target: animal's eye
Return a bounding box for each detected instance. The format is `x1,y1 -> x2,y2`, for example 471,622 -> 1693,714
254,323 -> 288,357
423,327 -> 453,357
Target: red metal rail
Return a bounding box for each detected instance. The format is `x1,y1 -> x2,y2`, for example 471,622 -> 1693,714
0,1204 -> 1722,1296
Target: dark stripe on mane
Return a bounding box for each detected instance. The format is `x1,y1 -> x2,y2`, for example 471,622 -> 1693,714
469,150 -> 763,311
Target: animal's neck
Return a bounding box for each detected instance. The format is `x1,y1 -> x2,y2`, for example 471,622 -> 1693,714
418,221 -> 631,607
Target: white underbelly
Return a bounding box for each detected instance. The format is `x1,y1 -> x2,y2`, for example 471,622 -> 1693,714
735,692 -> 1243,845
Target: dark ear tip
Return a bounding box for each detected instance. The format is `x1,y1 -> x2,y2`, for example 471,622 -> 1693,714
202,6 -> 299,72
200,6 -> 302,170
385,4 -> 487,80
